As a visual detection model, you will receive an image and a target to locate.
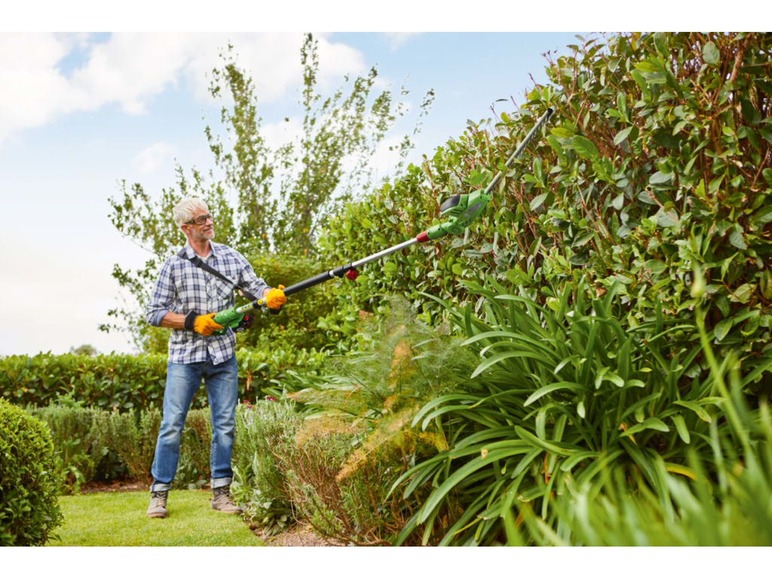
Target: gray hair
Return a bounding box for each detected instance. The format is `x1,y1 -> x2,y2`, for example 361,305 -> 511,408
173,197 -> 209,227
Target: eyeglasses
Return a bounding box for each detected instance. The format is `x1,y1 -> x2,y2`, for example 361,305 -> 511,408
185,214 -> 213,226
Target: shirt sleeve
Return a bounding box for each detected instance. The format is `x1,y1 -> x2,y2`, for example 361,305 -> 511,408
146,258 -> 175,326
236,251 -> 270,300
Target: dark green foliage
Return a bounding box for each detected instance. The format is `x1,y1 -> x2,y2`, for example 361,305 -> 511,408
0,352 -> 168,410
316,164 -> 442,337
235,251 -> 339,352
0,399 -> 63,545
529,32 -> 771,385
0,349 -> 329,410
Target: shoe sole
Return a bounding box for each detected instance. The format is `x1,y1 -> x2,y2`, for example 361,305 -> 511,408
212,506 -> 242,514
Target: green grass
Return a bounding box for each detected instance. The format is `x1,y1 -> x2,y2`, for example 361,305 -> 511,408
50,489 -> 265,546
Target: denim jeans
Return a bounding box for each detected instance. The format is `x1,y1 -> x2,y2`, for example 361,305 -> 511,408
150,354 -> 238,492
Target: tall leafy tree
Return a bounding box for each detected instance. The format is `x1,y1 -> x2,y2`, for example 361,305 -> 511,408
104,34 -> 434,351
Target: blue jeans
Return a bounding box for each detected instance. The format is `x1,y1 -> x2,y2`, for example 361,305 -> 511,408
150,355 -> 238,492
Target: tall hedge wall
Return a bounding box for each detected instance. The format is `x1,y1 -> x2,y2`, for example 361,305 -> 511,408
316,32 -> 771,393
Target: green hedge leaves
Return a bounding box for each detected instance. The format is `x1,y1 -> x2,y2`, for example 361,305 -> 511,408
0,348 -> 329,411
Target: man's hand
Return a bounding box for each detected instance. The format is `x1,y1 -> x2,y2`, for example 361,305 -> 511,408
265,285 -> 287,312
184,312 -> 224,336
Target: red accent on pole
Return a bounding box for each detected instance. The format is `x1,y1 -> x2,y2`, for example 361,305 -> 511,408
416,231 -> 430,243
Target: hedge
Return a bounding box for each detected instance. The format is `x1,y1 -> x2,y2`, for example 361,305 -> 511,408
0,347 -> 329,411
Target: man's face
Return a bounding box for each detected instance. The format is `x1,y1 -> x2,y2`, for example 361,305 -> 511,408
183,208 -> 215,242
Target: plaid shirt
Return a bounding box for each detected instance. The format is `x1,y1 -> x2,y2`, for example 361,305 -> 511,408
146,242 -> 270,365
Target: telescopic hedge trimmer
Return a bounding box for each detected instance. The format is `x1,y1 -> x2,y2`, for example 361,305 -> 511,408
213,107 -> 554,332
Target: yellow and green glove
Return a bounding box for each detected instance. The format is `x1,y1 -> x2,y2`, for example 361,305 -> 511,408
184,312 -> 224,336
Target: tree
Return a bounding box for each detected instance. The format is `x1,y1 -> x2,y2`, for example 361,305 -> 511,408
69,344 -> 98,356
103,34 -> 434,352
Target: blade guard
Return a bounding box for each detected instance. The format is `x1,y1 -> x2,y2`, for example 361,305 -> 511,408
425,188 -> 491,240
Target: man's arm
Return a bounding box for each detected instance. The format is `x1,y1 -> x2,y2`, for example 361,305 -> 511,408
161,310 -> 222,335
158,312 -> 187,330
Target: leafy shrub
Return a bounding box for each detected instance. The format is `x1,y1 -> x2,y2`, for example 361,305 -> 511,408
231,400 -> 302,535
0,347 -> 330,411
528,32 -> 771,391
90,408 -> 161,482
0,399 -> 63,545
237,346 -> 330,400
30,400 -> 105,493
0,352 -> 168,410
236,252 -> 339,352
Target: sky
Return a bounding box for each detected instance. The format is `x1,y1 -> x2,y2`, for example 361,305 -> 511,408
0,4 -> 758,358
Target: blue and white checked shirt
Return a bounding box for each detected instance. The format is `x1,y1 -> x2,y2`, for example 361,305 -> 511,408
146,242 -> 270,365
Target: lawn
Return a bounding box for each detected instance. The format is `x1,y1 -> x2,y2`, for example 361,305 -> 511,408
50,489 -> 264,547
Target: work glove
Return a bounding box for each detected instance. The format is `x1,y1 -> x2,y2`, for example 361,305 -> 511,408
184,312 -> 224,336
264,285 -> 287,314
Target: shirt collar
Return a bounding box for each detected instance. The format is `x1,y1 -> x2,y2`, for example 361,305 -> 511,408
182,241 -> 219,260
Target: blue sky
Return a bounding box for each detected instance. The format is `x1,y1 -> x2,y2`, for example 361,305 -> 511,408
0,5 -> 755,357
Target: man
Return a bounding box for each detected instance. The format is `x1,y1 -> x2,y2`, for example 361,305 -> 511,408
144,196 -> 286,518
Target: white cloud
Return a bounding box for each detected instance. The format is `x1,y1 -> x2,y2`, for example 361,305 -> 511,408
0,32 -> 367,146
134,141 -> 177,175
0,33 -> 73,140
382,33 -> 420,50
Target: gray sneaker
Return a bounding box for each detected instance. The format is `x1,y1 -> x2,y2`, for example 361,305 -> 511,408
147,490 -> 168,518
211,485 -> 242,514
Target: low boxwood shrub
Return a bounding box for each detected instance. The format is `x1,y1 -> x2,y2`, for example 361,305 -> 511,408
0,399 -> 64,545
